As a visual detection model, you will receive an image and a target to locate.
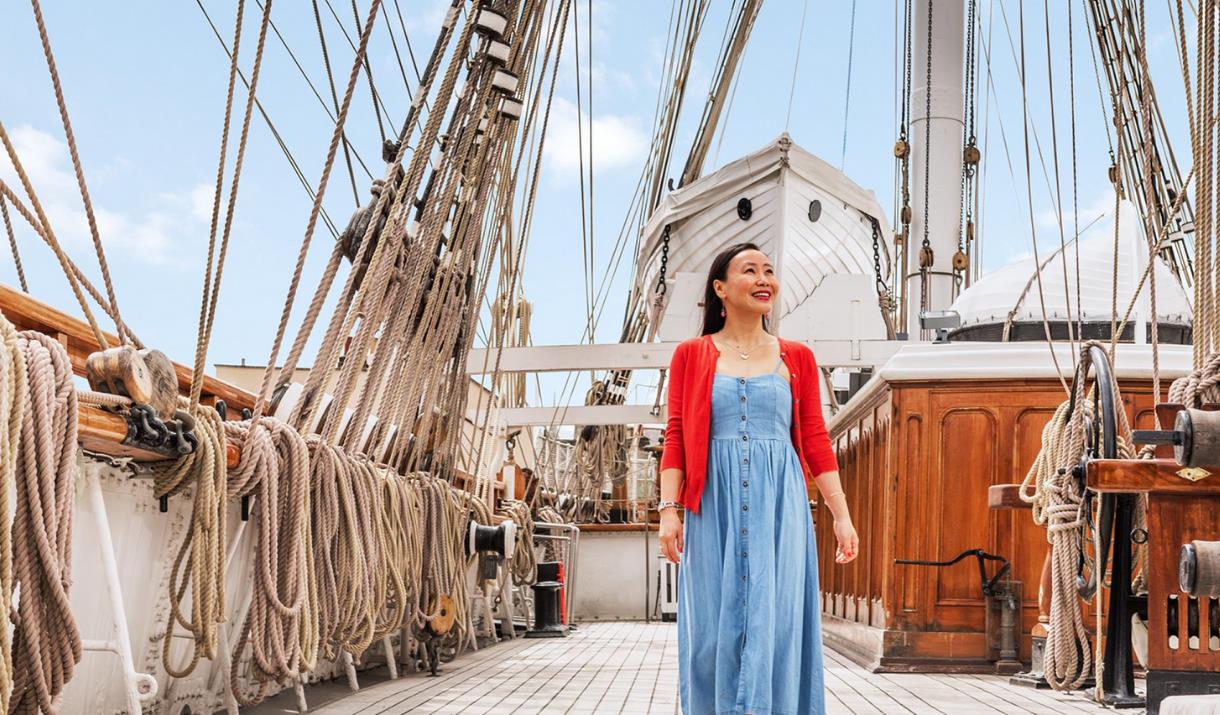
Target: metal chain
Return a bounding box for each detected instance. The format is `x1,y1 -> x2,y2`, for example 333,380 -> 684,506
656,223 -> 671,295
870,216 -> 894,311
919,0 -> 933,312
959,0 -> 978,257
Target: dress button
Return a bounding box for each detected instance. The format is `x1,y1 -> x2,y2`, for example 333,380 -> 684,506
742,435 -> 748,441
740,415 -> 747,421
742,551 -> 748,558
742,504 -> 748,512
743,481 -> 748,488
742,575 -> 747,582
739,378 -> 745,385
741,528 -> 747,535
740,396 -> 746,403
743,457 -> 749,464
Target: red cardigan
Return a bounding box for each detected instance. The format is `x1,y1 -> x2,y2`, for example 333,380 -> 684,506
660,334 -> 838,514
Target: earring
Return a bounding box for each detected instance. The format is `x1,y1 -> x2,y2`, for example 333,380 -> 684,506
720,307 -> 726,317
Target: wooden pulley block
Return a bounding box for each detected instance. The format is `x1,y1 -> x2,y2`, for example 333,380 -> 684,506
963,145 -> 981,164
918,245 -> 934,269
965,219 -> 975,243
1108,164 -> 1120,185
1179,540 -> 1220,598
426,594 -> 456,636
900,205 -> 912,225
86,346 -> 153,405
138,349 -> 179,422
893,139 -> 909,159
893,231 -> 904,247
952,250 -> 969,271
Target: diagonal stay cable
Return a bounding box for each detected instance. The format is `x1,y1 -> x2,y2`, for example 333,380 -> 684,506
196,0 -> 341,238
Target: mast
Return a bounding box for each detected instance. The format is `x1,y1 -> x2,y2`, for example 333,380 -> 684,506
906,0 -> 966,334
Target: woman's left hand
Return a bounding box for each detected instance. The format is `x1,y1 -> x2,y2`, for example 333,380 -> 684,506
833,518 -> 858,564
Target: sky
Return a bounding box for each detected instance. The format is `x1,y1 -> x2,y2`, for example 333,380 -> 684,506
0,0 -> 1196,409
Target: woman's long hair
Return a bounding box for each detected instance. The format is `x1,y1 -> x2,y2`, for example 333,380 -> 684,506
699,242 -> 770,335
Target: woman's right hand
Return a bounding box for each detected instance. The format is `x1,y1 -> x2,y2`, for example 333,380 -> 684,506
659,510 -> 683,563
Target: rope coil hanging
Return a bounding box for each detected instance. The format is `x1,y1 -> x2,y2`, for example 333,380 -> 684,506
9,330 -> 82,714
223,417 -> 316,706
1020,342 -> 1140,692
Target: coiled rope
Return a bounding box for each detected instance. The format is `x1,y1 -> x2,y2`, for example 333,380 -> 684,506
149,403 -> 227,678
500,500 -> 538,586
1021,342 -> 1136,691
9,330 -> 82,713
0,316 -> 26,714
223,417 -> 316,706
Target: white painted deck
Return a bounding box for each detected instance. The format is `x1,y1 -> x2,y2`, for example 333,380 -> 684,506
248,622 -> 1127,714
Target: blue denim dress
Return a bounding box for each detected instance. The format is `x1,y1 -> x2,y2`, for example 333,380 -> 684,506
678,366 -> 826,715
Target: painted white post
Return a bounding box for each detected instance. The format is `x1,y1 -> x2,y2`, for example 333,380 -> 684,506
383,635 -> 399,679
906,0 -> 966,333
83,469 -> 159,714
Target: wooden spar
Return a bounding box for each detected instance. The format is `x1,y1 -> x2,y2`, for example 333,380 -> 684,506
0,283 -> 256,411
1,283 -> 250,465
0,283 -> 492,484
78,403 -> 240,468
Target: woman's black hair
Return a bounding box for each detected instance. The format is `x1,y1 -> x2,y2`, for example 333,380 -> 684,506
699,242 -> 770,336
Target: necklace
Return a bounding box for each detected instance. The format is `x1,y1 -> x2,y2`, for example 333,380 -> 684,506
722,335 -> 770,360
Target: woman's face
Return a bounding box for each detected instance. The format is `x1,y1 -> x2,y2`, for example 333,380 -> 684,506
715,249 -> 777,318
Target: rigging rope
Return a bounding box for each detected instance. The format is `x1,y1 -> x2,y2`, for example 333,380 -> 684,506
191,0 -> 275,410
840,0 -> 857,168
0,196 -> 28,293
29,0 -> 129,347
251,0 -> 384,420
0,125 -> 111,350
0,181 -> 142,348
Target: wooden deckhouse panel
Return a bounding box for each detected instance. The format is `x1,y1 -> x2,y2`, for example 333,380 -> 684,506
819,372 -> 1167,672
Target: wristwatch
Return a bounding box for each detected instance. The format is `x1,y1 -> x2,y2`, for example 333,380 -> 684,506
657,499 -> 680,512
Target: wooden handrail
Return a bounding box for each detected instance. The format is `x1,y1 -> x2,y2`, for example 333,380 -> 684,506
0,283 -> 257,411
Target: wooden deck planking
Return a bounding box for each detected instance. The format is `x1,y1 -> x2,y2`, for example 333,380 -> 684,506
245,622 -> 1127,715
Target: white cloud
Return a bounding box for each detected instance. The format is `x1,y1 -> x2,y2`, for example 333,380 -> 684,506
543,97 -> 647,175
0,125 -> 207,266
400,0 -> 451,35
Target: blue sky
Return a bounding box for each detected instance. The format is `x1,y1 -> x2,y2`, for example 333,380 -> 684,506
0,1 -> 1194,407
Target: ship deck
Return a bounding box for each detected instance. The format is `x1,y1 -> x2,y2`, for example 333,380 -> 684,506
248,622 -> 1125,715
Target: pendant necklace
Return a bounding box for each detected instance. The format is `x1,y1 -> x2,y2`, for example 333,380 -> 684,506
725,336 -> 767,360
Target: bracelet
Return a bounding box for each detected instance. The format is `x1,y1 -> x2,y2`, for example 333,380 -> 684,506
657,499 -> 680,512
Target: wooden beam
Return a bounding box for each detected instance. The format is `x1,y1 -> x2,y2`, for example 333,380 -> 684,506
497,404 -> 665,427
0,283 -> 256,411
1088,458 -> 1220,495
987,484 -> 1032,510
78,403 -> 240,467
464,339 -> 905,374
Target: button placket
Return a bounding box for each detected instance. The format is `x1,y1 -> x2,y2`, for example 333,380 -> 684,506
738,378 -> 750,589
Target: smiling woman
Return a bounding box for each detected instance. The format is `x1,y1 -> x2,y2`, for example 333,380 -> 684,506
657,241 -> 857,715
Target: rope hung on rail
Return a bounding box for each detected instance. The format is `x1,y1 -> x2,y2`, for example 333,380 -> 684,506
149,402 -> 227,678
9,330 -> 82,714
0,316 -> 25,714
223,417 -> 316,706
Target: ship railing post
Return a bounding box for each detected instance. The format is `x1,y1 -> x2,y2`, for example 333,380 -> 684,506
383,635 -> 399,679
212,503 -> 255,714
82,465 -> 159,715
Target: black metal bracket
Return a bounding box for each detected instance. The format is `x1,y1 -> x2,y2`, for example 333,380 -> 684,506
895,548 -> 1012,597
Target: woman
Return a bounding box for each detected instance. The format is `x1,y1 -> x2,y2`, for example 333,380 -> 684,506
658,242 -> 858,715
